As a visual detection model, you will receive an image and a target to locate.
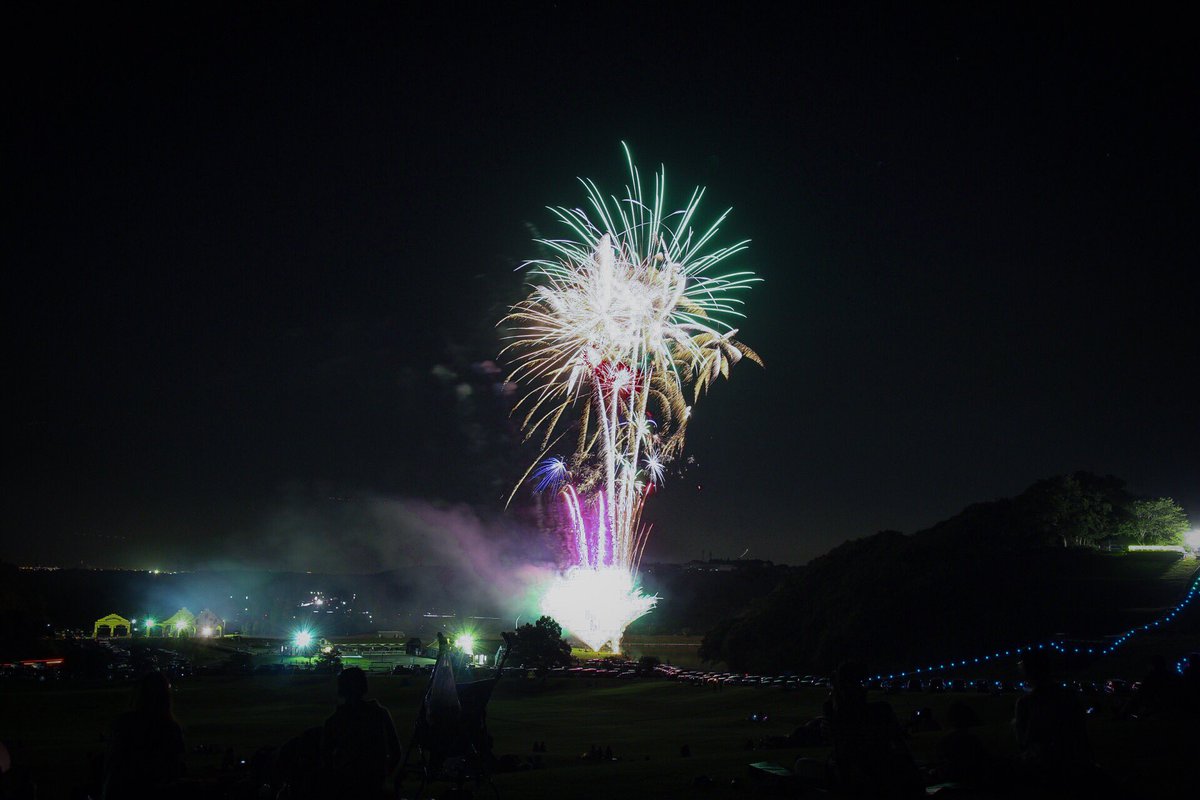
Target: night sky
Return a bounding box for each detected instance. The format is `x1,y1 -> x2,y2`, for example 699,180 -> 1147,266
7,5 -> 1198,569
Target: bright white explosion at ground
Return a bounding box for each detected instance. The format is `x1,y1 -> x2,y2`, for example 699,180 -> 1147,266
504,145 -> 760,652
538,566 -> 658,653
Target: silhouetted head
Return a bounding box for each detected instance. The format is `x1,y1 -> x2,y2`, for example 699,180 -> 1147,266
337,666 -> 368,702
133,671 -> 173,719
1019,649 -> 1053,686
946,700 -> 980,730
831,661 -> 867,709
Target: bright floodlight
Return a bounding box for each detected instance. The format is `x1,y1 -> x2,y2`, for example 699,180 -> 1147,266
456,633 -> 476,655
294,631 -> 313,649
1185,529 -> 1200,550
201,626 -> 213,637
175,620 -> 187,630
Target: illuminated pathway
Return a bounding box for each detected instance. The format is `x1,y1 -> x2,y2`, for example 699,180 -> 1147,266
868,575 -> 1199,683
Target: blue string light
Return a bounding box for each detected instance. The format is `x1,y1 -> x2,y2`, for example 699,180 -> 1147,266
868,576 -> 1198,682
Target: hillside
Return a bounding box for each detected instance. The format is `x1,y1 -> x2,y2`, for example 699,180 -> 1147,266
700,480 -> 1198,674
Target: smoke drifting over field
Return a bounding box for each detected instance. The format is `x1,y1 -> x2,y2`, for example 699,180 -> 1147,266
205,495 -> 559,620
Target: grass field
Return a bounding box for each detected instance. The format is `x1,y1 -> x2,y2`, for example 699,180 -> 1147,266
4,667 -> 1195,799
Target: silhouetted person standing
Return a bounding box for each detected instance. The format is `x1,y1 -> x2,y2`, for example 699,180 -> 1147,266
935,700 -> 991,788
824,662 -> 922,796
102,671 -> 185,800
320,667 -> 400,798
1013,650 -> 1093,789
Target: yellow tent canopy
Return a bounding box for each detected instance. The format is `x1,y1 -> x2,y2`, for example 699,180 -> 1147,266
93,613 -> 131,638
161,608 -> 196,637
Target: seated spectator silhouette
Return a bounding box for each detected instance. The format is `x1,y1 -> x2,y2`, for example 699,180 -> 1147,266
823,662 -> 923,796
101,671 -> 185,800
933,700 -> 991,788
1013,649 -> 1094,789
273,726 -> 322,800
1121,654 -> 1180,719
905,706 -> 941,734
319,667 -> 400,798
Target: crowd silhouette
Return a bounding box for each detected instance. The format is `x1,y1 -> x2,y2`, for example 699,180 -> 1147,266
1,651 -> 1197,799
786,651 -> 1199,798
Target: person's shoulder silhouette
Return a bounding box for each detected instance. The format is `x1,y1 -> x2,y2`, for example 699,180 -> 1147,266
1014,650 -> 1092,786
320,667 -> 400,789
102,671 -> 185,799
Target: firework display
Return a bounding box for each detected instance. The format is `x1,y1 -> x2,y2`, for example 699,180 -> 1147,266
505,145 -> 760,651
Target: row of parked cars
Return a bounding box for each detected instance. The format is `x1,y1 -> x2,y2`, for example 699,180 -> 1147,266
0,640 -> 194,683
551,661 -> 1142,697
872,677 -> 1139,695
660,666 -> 831,688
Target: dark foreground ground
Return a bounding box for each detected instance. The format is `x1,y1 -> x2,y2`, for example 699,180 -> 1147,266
3,668 -> 1195,800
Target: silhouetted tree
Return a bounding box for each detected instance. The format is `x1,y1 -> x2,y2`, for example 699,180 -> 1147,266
699,617 -> 736,665
315,642 -> 343,673
1025,473 -> 1120,547
507,615 -> 571,675
1118,498 -> 1190,544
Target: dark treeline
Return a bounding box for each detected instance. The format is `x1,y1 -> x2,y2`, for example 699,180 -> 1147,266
699,473 -> 1195,673
629,562 -> 801,636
